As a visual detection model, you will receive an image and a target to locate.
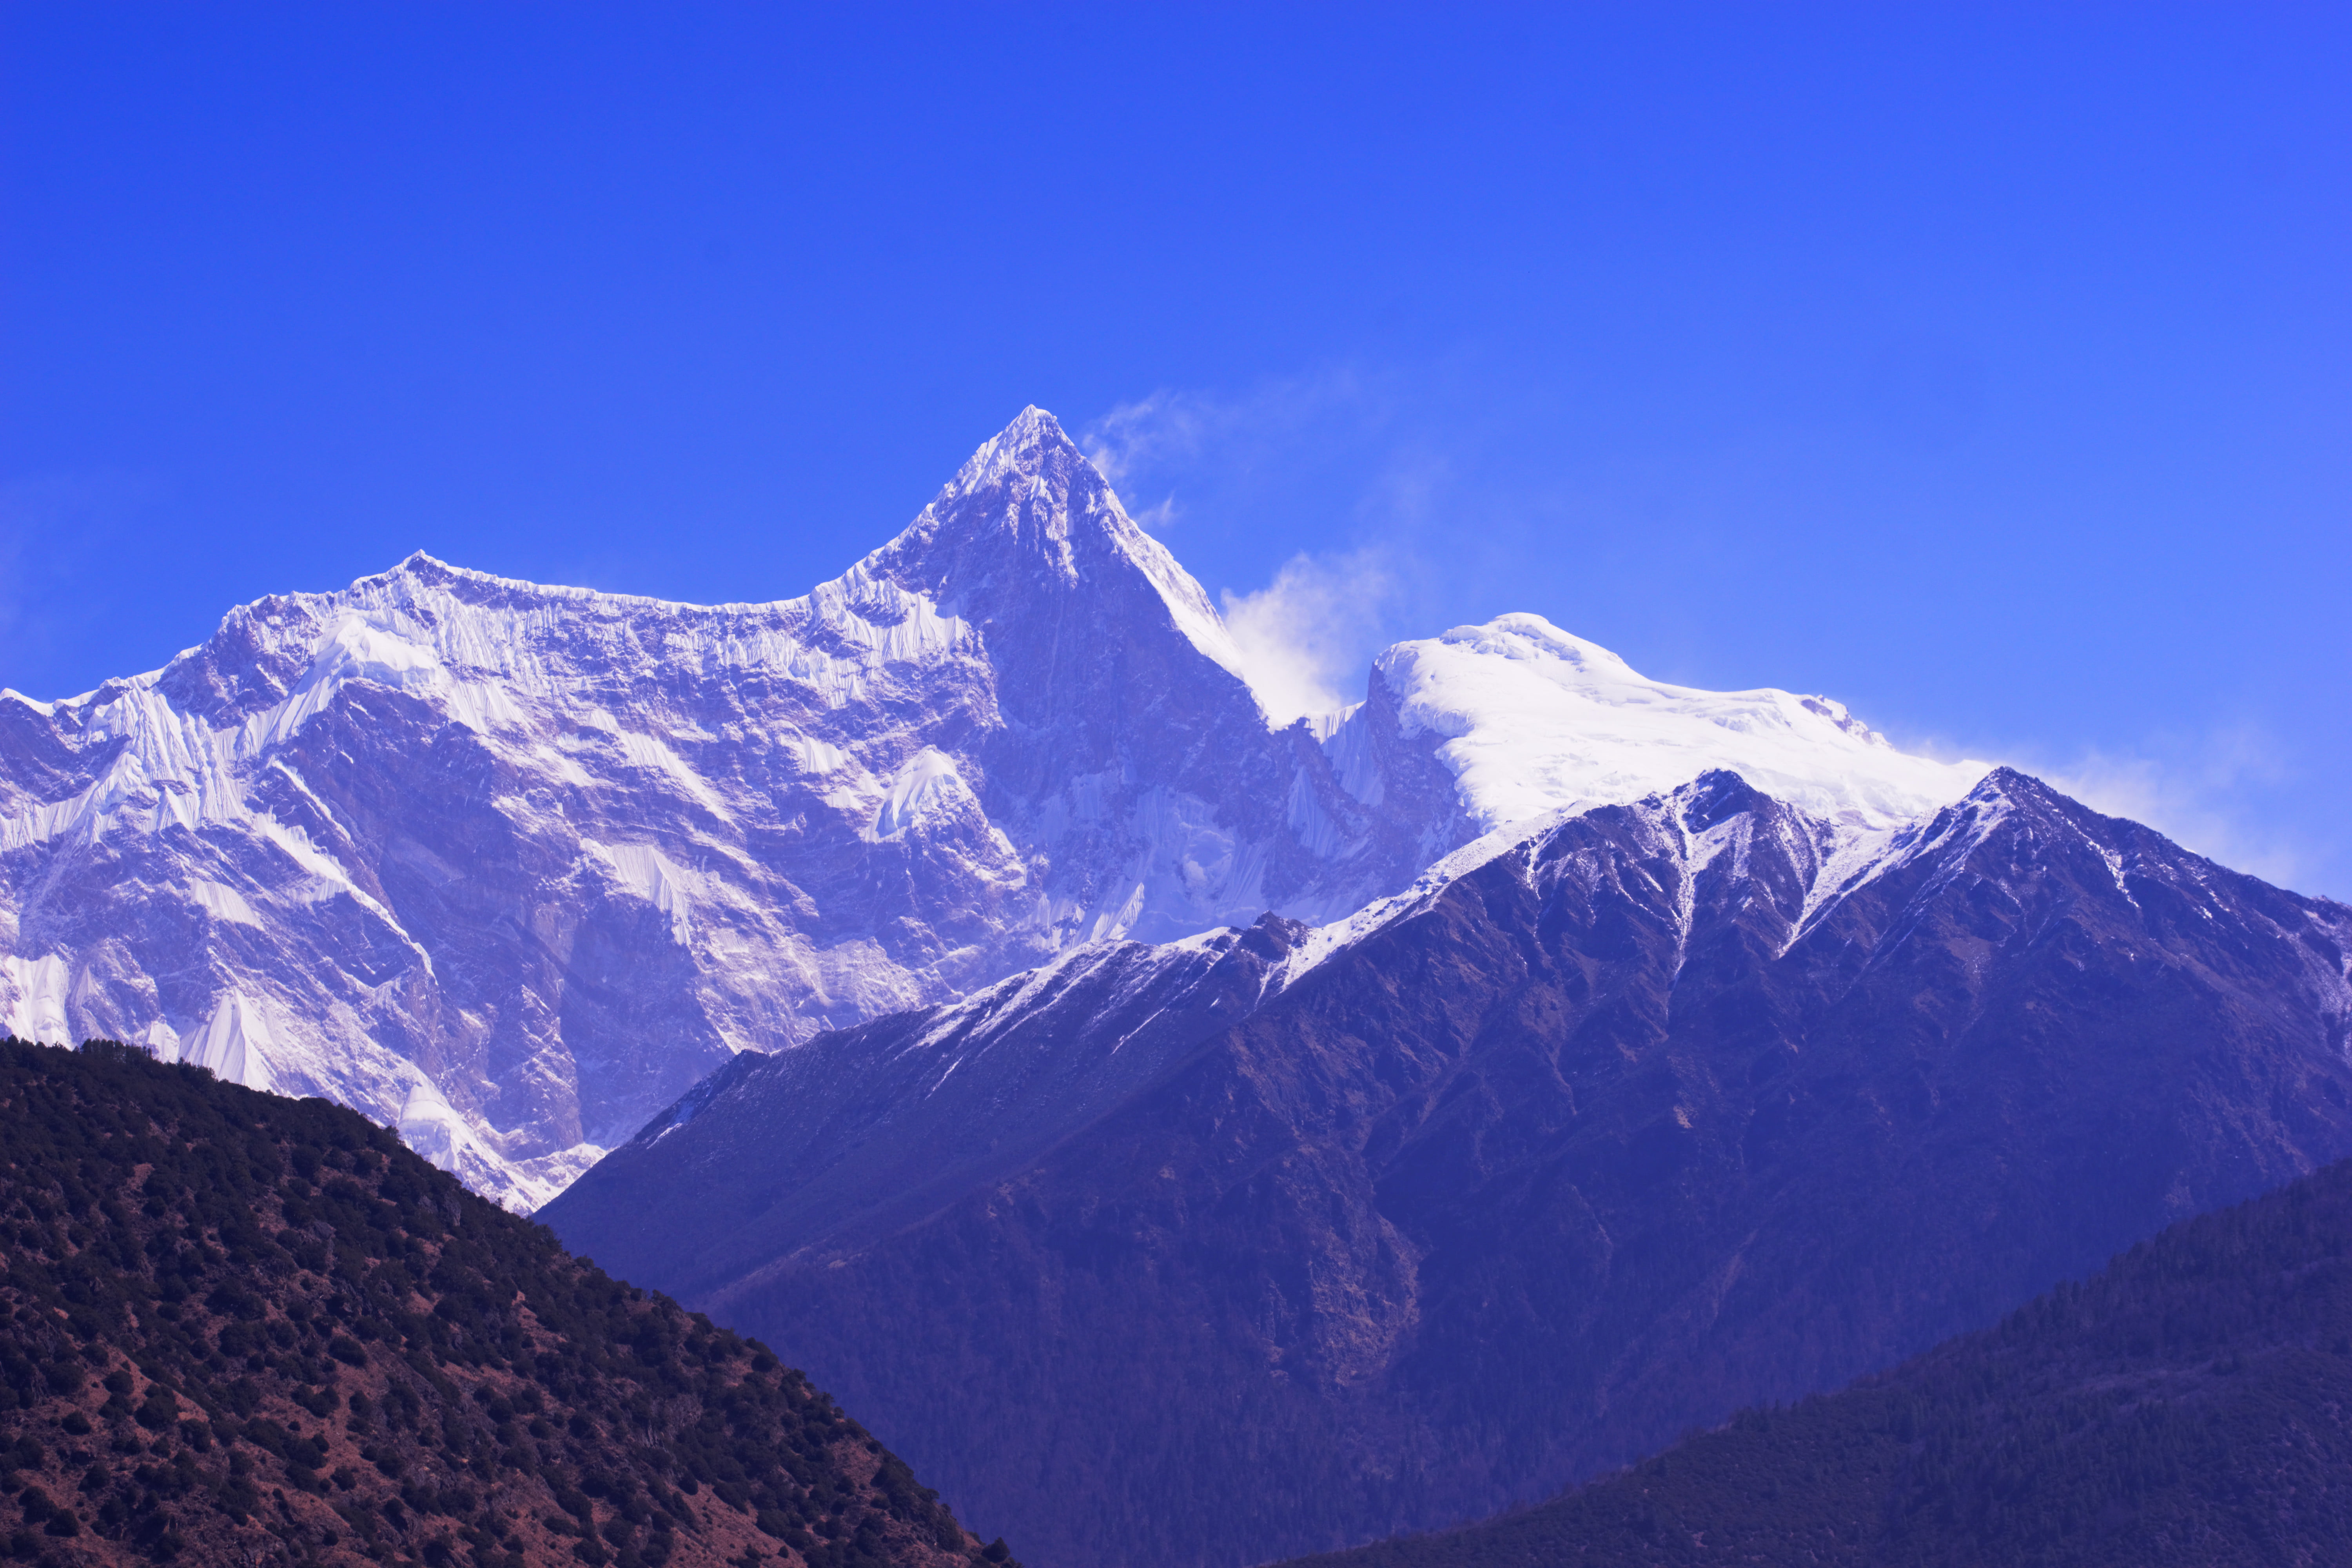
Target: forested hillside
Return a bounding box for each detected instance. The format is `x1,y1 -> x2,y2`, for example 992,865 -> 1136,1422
1280,1157 -> 2352,1568
0,1037 -> 1013,1568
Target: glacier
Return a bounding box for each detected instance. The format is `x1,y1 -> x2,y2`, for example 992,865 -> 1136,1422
0,405 -> 1991,1208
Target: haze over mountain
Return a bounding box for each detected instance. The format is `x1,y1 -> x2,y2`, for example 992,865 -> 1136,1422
0,410 -> 1984,1209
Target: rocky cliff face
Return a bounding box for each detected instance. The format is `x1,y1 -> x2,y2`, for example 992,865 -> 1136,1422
0,412 -> 1369,1207
544,768 -> 2352,1568
0,408 -> 1982,1210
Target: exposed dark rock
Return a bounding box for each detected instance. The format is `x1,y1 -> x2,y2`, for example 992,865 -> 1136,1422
547,768 -> 2352,1568
1278,1155 -> 2352,1568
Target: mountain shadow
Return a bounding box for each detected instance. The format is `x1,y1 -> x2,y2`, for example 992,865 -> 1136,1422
1279,1153 -> 2352,1568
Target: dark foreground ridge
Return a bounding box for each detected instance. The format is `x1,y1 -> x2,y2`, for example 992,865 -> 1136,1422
1280,1156 -> 2352,1568
0,1038 -> 1011,1568
546,768 -> 2352,1568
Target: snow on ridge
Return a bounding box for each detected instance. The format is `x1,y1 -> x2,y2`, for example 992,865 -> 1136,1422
1,403 -> 2022,1214
1110,520 -> 1256,689
0,407 -> 1324,1210
859,403 -> 1258,691
1276,809 -> 1574,989
1277,764 -> 2014,1001
872,749 -> 971,840
1348,610 -> 1990,837
7,526 -> 988,850
936,404 -> 1067,502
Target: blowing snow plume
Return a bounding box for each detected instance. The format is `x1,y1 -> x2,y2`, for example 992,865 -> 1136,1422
1220,550 -> 1396,727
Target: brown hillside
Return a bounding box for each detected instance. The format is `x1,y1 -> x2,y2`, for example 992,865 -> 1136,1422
0,1037 -> 1017,1568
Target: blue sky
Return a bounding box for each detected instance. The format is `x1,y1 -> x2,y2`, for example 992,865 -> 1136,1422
4,4 -> 2347,895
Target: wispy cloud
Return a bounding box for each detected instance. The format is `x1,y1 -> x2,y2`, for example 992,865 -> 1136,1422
1219,549 -> 1399,726
1081,390 -> 1213,492
1078,370 -> 2349,901
2038,724 -> 2326,893
1122,491 -> 1182,532
1080,370 -> 1432,724
1079,367 -> 1400,530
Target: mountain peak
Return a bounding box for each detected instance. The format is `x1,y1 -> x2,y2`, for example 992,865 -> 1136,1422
1355,614 -> 1991,836
866,407 -> 1255,688
358,548 -> 511,600
881,405 -> 1109,573
936,404 -> 1085,505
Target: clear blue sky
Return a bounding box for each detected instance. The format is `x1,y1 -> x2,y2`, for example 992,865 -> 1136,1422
4,5 -> 2347,895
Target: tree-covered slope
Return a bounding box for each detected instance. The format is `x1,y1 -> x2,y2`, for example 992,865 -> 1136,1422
1279,1156 -> 2352,1568
0,1037 -> 1014,1568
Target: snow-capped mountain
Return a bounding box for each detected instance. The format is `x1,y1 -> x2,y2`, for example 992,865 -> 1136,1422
0,407 -> 1985,1208
546,766 -> 2352,1568
1334,613 -> 1978,836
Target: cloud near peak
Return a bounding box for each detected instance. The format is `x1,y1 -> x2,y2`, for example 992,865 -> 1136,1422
1219,549 -> 1397,728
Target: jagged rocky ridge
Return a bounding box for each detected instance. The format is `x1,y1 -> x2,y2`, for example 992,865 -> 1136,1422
0,1036 -> 1013,1568
1277,1156 -> 2352,1568
0,408 -> 1981,1209
544,768 -> 2352,1568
